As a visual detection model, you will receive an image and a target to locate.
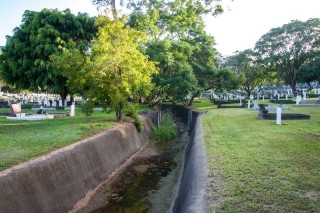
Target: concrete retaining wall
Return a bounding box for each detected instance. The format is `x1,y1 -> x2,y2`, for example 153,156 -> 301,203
0,113 -> 156,213
172,109 -> 207,213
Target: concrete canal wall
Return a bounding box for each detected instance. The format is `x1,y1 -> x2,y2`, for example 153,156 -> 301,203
0,113 -> 156,213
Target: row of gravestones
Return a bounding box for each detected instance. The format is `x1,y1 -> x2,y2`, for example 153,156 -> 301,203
6,99 -> 76,107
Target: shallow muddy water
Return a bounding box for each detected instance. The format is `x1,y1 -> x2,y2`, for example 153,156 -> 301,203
77,125 -> 189,213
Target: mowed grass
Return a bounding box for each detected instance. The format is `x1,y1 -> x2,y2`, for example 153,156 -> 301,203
0,110 -> 116,171
199,103 -> 320,212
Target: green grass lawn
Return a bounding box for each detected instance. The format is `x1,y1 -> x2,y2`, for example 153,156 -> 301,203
198,102 -> 320,212
0,110 -> 116,171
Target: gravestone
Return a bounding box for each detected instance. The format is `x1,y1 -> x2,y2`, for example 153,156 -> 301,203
70,103 -> 75,116
296,95 -> 301,105
303,92 -> 307,100
276,107 -> 282,125
259,104 -> 268,119
10,104 -> 21,116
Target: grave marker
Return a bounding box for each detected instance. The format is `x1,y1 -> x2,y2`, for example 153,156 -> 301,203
10,104 -> 21,116
70,103 -> 75,116
276,107 -> 282,125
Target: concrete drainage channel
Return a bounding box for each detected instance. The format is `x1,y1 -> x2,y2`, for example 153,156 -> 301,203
0,105 -> 207,213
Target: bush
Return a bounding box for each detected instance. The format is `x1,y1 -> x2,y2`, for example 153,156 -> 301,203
80,100 -> 95,117
151,113 -> 178,142
124,103 -> 144,132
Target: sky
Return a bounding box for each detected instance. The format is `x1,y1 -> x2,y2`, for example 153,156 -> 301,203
0,0 -> 319,56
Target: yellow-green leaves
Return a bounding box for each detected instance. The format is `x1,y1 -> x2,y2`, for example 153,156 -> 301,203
86,16 -> 158,120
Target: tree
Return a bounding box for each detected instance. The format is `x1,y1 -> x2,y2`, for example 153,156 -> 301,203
65,16 -> 157,121
223,49 -> 268,97
0,9 -> 96,99
297,56 -> 320,89
92,0 -> 223,19
255,18 -> 320,94
127,0 -> 225,105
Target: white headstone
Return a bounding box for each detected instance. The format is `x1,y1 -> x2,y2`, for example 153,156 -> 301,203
250,95 -> 253,100
276,107 -> 282,125
52,100 -> 56,107
64,100 -> 67,107
296,95 -> 301,105
263,95 -> 265,101
240,98 -> 242,106
303,92 -> 307,100
277,94 -> 280,100
318,88 -> 320,94
248,100 -> 251,109
257,94 -> 259,100
59,100 -> 62,107
70,103 -> 75,116
285,94 -> 288,100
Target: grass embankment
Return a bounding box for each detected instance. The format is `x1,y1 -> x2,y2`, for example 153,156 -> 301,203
0,109 -> 115,171
196,100 -> 320,212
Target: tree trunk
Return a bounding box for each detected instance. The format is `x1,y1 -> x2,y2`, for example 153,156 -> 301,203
116,102 -> 123,122
187,93 -> 198,106
59,88 -> 68,104
111,0 -> 117,19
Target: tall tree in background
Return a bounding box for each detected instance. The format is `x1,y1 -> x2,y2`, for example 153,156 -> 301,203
223,49 -> 268,97
126,0 -> 226,105
297,56 -> 320,90
0,9 -> 96,99
255,18 -> 320,94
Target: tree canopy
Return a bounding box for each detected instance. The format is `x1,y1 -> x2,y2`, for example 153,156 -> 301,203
255,18 -> 320,93
59,16 -> 158,121
0,9 -> 96,99
223,49 -> 270,97
125,0 -> 232,105
297,56 -> 320,88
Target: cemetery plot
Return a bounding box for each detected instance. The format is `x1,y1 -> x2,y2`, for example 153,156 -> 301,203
258,104 -> 310,120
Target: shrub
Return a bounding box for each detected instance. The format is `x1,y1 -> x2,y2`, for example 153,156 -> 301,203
151,113 -> 177,142
80,100 -> 95,117
124,103 -> 144,132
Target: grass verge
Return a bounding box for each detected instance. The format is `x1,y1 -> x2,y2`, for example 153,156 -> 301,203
199,103 -> 320,212
0,110 -> 115,171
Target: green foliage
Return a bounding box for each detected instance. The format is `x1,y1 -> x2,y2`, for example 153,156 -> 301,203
126,0 -> 227,105
151,113 -> 177,142
297,56 -> 320,84
80,100 -> 95,117
255,18 -> 320,93
123,103 -> 144,132
62,16 -> 158,122
0,9 -> 96,98
223,49 -> 268,97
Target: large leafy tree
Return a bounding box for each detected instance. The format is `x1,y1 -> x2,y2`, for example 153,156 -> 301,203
224,49 -> 268,97
0,9 -> 96,99
297,56 -> 320,89
61,16 -> 158,121
255,18 -> 320,94
126,0 -> 226,105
